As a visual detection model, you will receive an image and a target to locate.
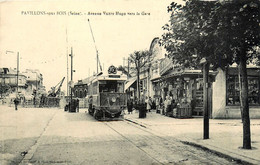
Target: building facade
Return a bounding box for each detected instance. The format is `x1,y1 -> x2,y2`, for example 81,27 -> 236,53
125,37 -> 260,119
212,66 -> 260,119
22,69 -> 45,98
0,68 -> 45,101
0,68 -> 27,98
73,79 -> 88,98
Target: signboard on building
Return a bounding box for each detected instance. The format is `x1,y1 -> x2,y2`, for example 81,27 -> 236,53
159,57 -> 173,75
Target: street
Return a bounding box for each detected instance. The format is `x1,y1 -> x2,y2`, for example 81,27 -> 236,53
0,106 -> 241,165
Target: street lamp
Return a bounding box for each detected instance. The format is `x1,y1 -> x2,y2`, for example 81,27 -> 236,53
200,57 -> 210,140
33,71 -> 38,106
6,50 -> 19,99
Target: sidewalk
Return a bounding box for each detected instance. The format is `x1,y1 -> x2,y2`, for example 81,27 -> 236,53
124,110 -> 260,164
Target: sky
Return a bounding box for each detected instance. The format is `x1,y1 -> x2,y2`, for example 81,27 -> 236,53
0,0 -> 182,93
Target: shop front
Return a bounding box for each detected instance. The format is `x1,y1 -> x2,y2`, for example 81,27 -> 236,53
155,69 -> 216,117
212,67 -> 260,119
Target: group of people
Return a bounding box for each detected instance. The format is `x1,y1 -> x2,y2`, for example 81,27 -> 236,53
126,95 -> 178,116
148,96 -> 177,115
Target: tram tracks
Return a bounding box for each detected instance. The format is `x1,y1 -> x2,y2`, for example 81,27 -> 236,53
104,120 -> 241,165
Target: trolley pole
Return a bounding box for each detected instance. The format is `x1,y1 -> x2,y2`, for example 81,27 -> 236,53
128,57 -> 130,79
17,52 -> 19,97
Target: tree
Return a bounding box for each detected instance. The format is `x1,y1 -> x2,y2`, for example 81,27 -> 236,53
117,65 -> 131,78
161,0 -> 260,149
217,0 -> 260,149
128,50 -> 153,102
0,84 -> 11,97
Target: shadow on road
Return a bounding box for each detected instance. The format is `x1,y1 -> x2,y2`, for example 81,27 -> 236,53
0,137 -> 38,165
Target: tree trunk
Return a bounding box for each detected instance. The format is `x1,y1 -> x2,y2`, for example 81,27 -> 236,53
238,55 -> 251,149
238,65 -> 243,123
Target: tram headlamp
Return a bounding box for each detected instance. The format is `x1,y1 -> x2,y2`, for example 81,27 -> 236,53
111,97 -> 116,102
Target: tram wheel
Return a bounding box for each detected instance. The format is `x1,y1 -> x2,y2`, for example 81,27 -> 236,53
89,109 -> 94,116
115,112 -> 121,118
94,110 -> 101,120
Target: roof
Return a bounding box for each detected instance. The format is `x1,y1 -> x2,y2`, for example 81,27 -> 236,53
125,77 -> 137,91
152,68 -> 217,81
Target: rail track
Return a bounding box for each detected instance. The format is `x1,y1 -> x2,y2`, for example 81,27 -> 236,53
103,120 -> 243,165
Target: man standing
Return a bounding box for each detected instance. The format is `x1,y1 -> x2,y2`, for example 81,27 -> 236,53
76,99 -> 79,112
14,98 -> 19,110
88,96 -> 93,115
146,97 -> 152,112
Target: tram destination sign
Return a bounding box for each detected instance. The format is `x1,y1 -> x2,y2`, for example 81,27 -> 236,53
108,75 -> 120,78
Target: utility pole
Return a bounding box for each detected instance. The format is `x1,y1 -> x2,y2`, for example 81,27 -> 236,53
34,72 -> 37,107
66,28 -> 69,97
202,60 -> 209,139
6,51 -> 19,98
17,52 -> 19,97
69,47 -> 73,109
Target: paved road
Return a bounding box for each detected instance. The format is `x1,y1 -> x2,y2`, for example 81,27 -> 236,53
0,106 -> 239,165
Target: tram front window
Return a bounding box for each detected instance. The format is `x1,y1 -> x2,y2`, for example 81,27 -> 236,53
99,80 -> 118,93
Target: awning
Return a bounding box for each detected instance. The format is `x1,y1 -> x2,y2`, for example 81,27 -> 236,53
125,77 -> 137,91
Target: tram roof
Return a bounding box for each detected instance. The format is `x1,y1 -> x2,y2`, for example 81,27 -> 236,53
90,72 -> 127,83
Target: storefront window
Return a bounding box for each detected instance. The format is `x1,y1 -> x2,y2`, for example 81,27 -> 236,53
227,75 -> 260,105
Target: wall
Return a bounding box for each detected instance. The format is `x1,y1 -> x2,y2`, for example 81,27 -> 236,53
212,68 -> 227,118
225,106 -> 260,119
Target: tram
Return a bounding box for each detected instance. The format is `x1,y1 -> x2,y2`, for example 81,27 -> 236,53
87,65 -> 127,120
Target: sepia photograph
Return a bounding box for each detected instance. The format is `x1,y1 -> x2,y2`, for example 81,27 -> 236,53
0,0 -> 260,164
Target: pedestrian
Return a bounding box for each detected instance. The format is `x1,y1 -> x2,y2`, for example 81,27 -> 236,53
160,96 -> 163,109
163,98 -> 167,115
171,99 -> 177,110
14,98 -> 19,110
146,97 -> 152,112
156,97 -> 160,113
127,99 -> 133,114
166,96 -> 172,116
88,96 -> 93,114
76,99 -> 79,112
152,98 -> 156,110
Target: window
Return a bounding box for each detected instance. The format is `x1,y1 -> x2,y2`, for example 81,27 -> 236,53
99,80 -> 124,93
84,90 -> 87,97
117,83 -> 123,93
79,91 -> 83,98
93,81 -> 98,94
227,75 -> 260,105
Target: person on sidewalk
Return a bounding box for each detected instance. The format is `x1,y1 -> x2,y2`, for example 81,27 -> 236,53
166,95 -> 172,116
146,97 -> 152,112
127,99 -> 133,114
156,97 -> 160,113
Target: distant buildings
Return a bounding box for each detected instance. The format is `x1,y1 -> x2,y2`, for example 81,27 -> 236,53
22,69 -> 45,96
0,68 -> 45,99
